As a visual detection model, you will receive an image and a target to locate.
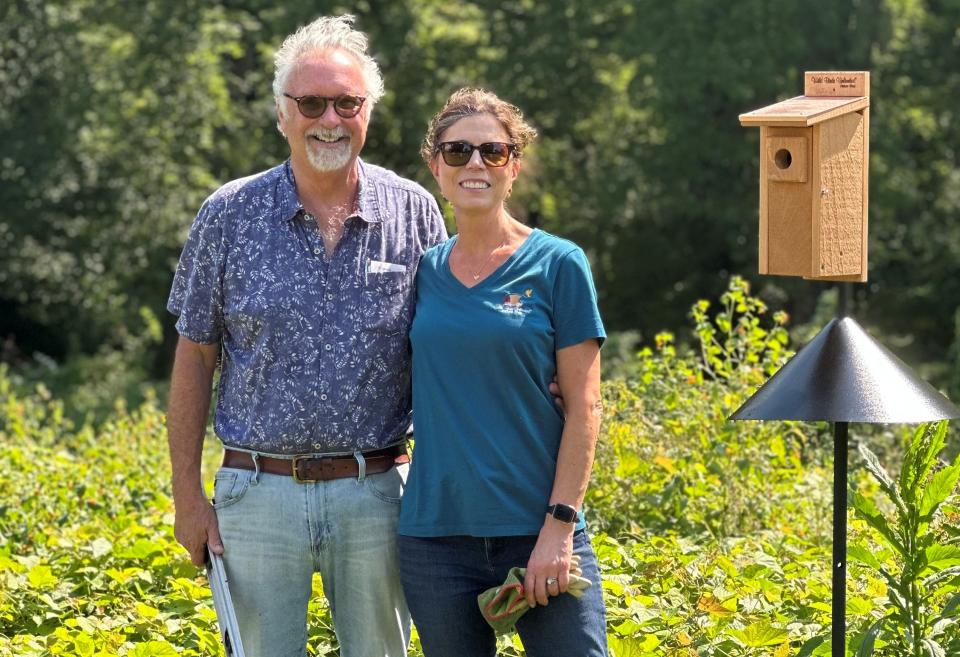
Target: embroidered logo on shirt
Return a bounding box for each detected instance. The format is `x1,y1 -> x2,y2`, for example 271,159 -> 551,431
496,291 -> 533,317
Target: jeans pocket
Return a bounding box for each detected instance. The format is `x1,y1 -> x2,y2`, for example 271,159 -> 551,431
364,463 -> 407,505
212,468 -> 252,509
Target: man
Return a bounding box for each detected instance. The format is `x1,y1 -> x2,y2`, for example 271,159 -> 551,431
166,15 -> 446,657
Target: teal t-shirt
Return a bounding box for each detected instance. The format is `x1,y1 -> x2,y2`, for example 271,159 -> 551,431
398,229 -> 606,537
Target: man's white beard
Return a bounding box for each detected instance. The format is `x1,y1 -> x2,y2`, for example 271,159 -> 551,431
305,128 -> 353,172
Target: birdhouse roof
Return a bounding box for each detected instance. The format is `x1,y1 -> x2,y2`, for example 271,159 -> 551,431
739,95 -> 869,127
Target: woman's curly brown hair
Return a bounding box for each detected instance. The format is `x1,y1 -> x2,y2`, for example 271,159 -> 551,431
421,88 -> 538,163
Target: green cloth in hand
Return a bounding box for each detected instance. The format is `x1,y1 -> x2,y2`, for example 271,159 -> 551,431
477,566 -> 592,635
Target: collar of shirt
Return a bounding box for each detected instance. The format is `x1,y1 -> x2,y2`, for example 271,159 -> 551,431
276,158 -> 383,225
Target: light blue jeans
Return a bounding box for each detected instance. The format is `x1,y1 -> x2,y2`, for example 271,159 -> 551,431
213,459 -> 410,657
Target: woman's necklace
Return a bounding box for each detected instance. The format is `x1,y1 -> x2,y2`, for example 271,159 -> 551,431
461,239 -> 507,281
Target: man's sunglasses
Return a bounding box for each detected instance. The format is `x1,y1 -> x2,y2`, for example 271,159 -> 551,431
436,141 -> 516,167
283,93 -> 366,119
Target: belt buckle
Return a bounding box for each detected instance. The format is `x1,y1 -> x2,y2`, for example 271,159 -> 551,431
292,455 -> 318,483
292,455 -> 340,483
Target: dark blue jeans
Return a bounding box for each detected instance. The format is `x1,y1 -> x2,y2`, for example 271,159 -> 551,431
398,531 -> 607,657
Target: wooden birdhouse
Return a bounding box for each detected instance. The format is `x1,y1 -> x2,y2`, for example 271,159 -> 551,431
740,71 -> 870,281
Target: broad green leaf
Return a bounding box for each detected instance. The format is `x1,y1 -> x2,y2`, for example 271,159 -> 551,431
72,632 -> 95,657
697,594 -> 735,616
889,587 -> 910,613
117,539 -> 165,560
607,635 -> 646,657
919,463 -> 960,519
855,618 -> 882,657
846,596 -> 874,615
714,555 -> 738,578
129,641 -> 179,657
850,490 -> 907,557
916,423 -> 950,489
0,553 -> 23,573
930,617 -> 955,637
922,637 -> 946,657
638,634 -> 660,651
613,620 -> 643,636
105,567 -> 140,584
90,537 -> 113,558
27,565 -> 57,590
797,635 -> 827,657
848,544 -> 883,570
922,565 -> 960,589
924,544 -> 960,571
727,620 -> 789,647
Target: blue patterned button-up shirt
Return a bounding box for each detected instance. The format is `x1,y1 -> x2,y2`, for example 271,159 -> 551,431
167,159 -> 447,454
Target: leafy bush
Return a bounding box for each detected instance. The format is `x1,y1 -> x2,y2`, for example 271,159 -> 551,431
850,421 -> 960,656
2,277 -> 957,656
590,276 -> 825,541
6,307 -> 165,426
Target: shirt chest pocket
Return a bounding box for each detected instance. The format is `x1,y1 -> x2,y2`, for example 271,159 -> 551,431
360,270 -> 412,336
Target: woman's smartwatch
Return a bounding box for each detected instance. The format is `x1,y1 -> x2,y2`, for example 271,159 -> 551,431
546,503 -> 579,524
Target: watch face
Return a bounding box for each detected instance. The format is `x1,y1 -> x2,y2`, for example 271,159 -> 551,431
551,504 -> 578,523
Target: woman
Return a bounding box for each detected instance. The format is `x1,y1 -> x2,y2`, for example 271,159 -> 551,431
398,88 -> 607,657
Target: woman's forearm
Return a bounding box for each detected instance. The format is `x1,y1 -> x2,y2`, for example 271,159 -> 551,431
547,340 -> 603,515
547,405 -> 601,512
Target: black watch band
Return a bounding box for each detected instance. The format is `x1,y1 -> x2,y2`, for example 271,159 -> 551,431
546,503 -> 578,524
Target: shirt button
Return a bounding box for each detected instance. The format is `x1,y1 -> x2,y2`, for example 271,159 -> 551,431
320,393 -> 328,401
325,344 -> 332,351
313,247 -> 322,255
326,293 -> 335,301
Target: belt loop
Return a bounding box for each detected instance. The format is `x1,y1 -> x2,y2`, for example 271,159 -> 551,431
353,450 -> 366,482
250,452 -> 261,485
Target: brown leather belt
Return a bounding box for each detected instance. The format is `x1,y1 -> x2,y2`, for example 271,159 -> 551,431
222,444 -> 408,483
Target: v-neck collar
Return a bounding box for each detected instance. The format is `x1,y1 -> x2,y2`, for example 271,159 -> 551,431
443,229 -> 540,292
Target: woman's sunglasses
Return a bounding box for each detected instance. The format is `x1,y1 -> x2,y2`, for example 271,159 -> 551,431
436,141 -> 516,167
283,93 -> 366,119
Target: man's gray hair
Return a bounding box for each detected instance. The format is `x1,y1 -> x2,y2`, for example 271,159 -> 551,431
273,15 -> 384,116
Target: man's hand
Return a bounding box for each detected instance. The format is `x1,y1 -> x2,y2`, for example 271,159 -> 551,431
549,375 -> 566,415
168,336 -> 221,567
173,495 -> 224,567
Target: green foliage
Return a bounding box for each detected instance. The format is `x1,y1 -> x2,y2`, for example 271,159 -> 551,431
0,0 -> 254,368
4,0 -> 960,394
849,421 -> 960,656
690,276 -> 791,381
1,272 -> 956,657
9,307 -> 165,425
591,276 -> 814,541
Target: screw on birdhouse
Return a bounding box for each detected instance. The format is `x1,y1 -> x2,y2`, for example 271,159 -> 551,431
821,187 -> 830,197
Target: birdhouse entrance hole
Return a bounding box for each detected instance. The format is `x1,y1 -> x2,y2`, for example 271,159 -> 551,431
775,149 -> 793,169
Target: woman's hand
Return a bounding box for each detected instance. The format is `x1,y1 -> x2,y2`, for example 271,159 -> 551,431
524,518 -> 575,607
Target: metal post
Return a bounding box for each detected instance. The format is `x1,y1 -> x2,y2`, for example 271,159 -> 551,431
837,283 -> 853,318
832,421 -> 849,657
